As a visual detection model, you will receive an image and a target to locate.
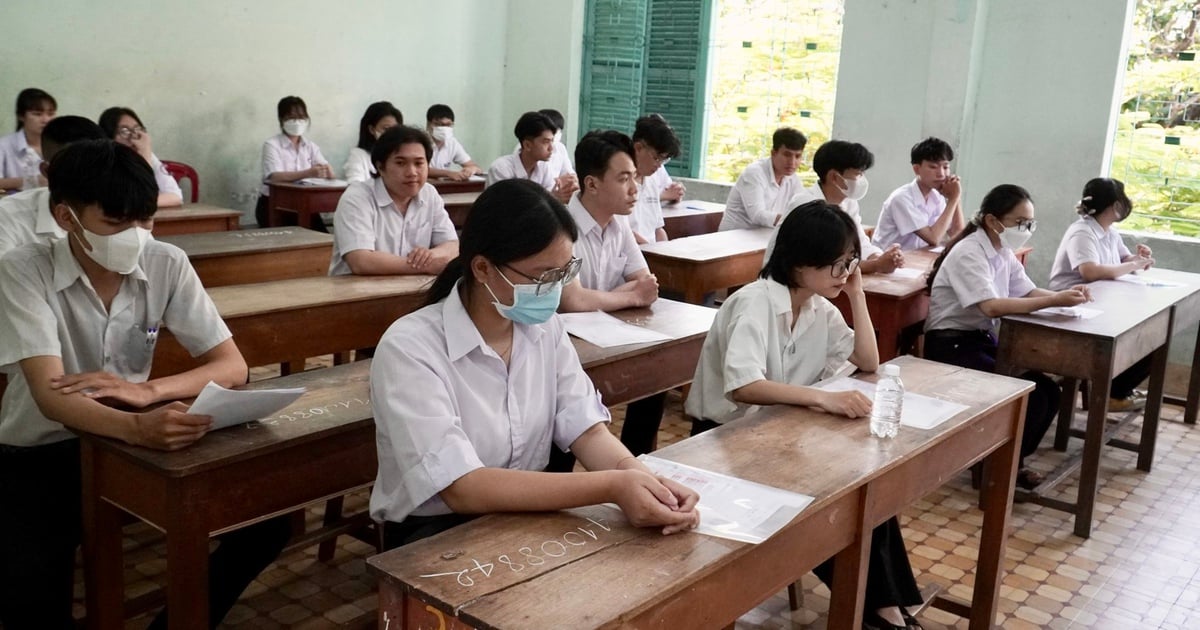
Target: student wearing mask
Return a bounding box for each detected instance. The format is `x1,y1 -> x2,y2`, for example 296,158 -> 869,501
629,114 -> 682,244
1048,177 -> 1154,412
0,88 -> 57,192
486,111 -> 577,204
924,184 -> 1092,489
872,137 -> 965,251
257,95 -> 334,227
0,140 -> 289,630
98,107 -> 184,207
425,104 -> 481,181
344,101 -> 403,183
329,126 -> 458,276
719,127 -> 807,231
370,179 -> 699,550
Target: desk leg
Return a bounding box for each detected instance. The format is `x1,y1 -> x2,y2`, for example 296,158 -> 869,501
1186,331 -> 1200,425
166,511 -> 211,629
1138,342 -> 1170,472
876,327 -> 900,363
827,489 -> 870,630
81,446 -> 125,630
1076,371 -> 1112,538
268,204 -> 282,228
684,287 -> 706,305
1055,378 -> 1078,452
973,398 -> 1023,629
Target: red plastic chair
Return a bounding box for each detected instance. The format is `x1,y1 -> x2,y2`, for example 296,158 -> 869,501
162,160 -> 200,202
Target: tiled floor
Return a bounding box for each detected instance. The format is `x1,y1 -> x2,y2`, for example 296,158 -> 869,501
87,363 -> 1200,629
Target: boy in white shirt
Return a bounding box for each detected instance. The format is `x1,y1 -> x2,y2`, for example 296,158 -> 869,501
719,127 -> 806,230
533,108 -> 576,177
486,111 -> 577,204
629,114 -> 683,244
873,137 -> 964,251
425,104 -> 481,181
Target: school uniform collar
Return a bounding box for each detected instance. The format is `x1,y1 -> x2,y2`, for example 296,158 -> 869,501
34,189 -> 67,238
1081,215 -> 1111,238
567,194 -> 602,236
906,178 -> 928,205
441,281 -> 543,362
50,236 -> 147,293
968,225 -> 1003,262
764,277 -> 818,324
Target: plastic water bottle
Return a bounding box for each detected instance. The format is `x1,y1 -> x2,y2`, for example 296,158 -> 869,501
870,364 -> 904,439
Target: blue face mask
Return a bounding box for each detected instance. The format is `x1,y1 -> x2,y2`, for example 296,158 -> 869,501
485,270 -> 562,325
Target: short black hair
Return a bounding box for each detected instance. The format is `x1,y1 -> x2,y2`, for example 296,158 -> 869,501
97,107 -> 143,139
47,140 -> 157,222
761,200 -> 861,287
1078,177 -> 1132,217
574,129 -> 636,181
537,108 -> 566,131
910,137 -> 954,164
514,111 -> 558,143
277,96 -> 307,121
811,140 -> 874,184
43,116 -> 105,160
772,127 -> 807,152
15,88 -> 56,131
371,126 -> 434,172
426,104 -> 455,123
357,101 -> 404,152
633,114 -> 681,158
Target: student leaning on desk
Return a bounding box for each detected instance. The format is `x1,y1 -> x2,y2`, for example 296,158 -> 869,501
0,140 -> 288,630
369,179 -> 699,551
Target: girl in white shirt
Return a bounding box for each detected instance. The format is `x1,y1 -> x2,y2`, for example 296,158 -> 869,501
98,107 -> 184,207
256,95 -> 333,227
370,178 -> 699,549
686,200 -> 923,630
0,88 -> 56,191
924,184 -> 1091,489
343,101 -> 402,183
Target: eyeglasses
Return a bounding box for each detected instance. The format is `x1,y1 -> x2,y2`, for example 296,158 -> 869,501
828,257 -> 861,278
1004,218 -> 1037,233
116,125 -> 145,139
504,257 -> 583,296
653,153 -> 672,165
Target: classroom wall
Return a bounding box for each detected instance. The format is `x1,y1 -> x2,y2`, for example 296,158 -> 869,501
1,0 -> 584,224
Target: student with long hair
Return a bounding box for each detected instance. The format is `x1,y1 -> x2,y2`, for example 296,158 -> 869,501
344,101 -> 402,183
98,106 -> 184,207
0,88 -> 57,191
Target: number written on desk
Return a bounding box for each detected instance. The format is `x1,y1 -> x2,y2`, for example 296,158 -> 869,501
246,397 -> 370,428
418,516 -> 612,588
232,230 -> 295,238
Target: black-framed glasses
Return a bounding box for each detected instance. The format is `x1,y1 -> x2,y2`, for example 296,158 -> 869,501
116,125 -> 146,138
1004,218 -> 1037,233
504,257 -> 583,296
829,257 -> 861,278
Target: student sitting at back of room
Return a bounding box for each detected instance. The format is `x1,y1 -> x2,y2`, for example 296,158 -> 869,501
0,88 -> 56,192
515,108 -> 578,179
766,140 -> 904,274
688,200 -> 926,630
98,107 -> 184,207
425,104 -> 481,181
369,179 -> 699,551
344,101 -> 403,183
0,116 -> 105,257
256,95 -> 335,227
0,139 -> 290,630
719,127 -> 806,231
486,111 -> 577,204
629,114 -> 682,244
329,126 -> 458,277
872,137 -> 964,251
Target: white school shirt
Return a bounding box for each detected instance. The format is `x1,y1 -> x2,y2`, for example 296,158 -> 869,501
260,133 -> 328,195
148,153 -> 184,200
926,227 -> 1036,334
1048,215 -> 1132,291
720,158 -> 802,231
0,188 -> 66,258
0,239 -> 231,446
431,137 -> 473,171
684,278 -> 855,425
0,130 -> 42,189
762,184 -> 882,265
342,147 -> 373,183
485,151 -> 557,192
369,284 -> 610,523
512,140 -> 574,176
328,179 -> 458,276
567,194 -> 648,292
872,178 -> 947,251
629,167 -> 672,242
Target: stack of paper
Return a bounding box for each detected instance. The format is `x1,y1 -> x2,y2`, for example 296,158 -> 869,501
558,311 -> 674,348
1031,305 -> 1103,319
189,381 -> 307,430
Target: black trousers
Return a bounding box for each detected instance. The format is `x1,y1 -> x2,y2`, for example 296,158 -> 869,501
689,420 -> 921,610
0,439 -> 292,630
923,329 -> 1059,465
546,392 -> 667,473
381,513 -> 477,551
1111,355 -> 1154,400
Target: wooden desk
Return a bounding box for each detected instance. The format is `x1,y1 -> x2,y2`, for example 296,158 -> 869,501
661,199 -> 724,239
152,204 -> 241,236
431,178 -> 485,195
368,356 -> 1032,630
641,228 -> 773,304
266,182 -> 346,229
84,302 -> 712,630
996,276 -> 1193,537
160,227 -> 333,287
150,275 -> 433,377
443,191 -> 482,229
1138,269 -> 1200,426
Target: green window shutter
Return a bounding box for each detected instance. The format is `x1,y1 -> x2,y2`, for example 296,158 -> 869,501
642,0 -> 712,178
581,0 -> 651,135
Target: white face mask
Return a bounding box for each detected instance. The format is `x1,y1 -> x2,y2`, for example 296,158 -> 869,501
67,207 -> 151,274
993,221 -> 1035,251
553,130 -> 563,144
282,118 -> 309,137
837,172 -> 869,201
431,126 -> 453,143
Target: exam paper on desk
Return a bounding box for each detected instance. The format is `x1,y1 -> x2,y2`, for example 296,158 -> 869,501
816,376 -> 969,430
559,311 -> 674,348
189,381 -> 307,430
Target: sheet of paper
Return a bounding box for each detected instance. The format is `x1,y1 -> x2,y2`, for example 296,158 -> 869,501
890,267 -> 926,279
928,246 -> 946,253
468,174 -> 486,182
816,376 -> 969,430
638,455 -> 813,544
1115,274 -> 1184,288
296,177 -> 348,187
189,381 -> 307,430
1031,305 -> 1103,319
559,311 -> 674,348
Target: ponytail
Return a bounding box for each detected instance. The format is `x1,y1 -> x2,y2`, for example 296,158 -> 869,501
424,257 -> 467,306
926,184 -> 1032,293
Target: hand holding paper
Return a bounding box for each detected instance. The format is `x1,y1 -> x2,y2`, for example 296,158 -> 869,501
188,381 -> 306,430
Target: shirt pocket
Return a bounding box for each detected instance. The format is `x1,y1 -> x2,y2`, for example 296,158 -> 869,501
116,324 -> 158,377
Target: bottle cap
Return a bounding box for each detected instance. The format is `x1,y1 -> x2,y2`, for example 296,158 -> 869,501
881,364 -> 900,377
